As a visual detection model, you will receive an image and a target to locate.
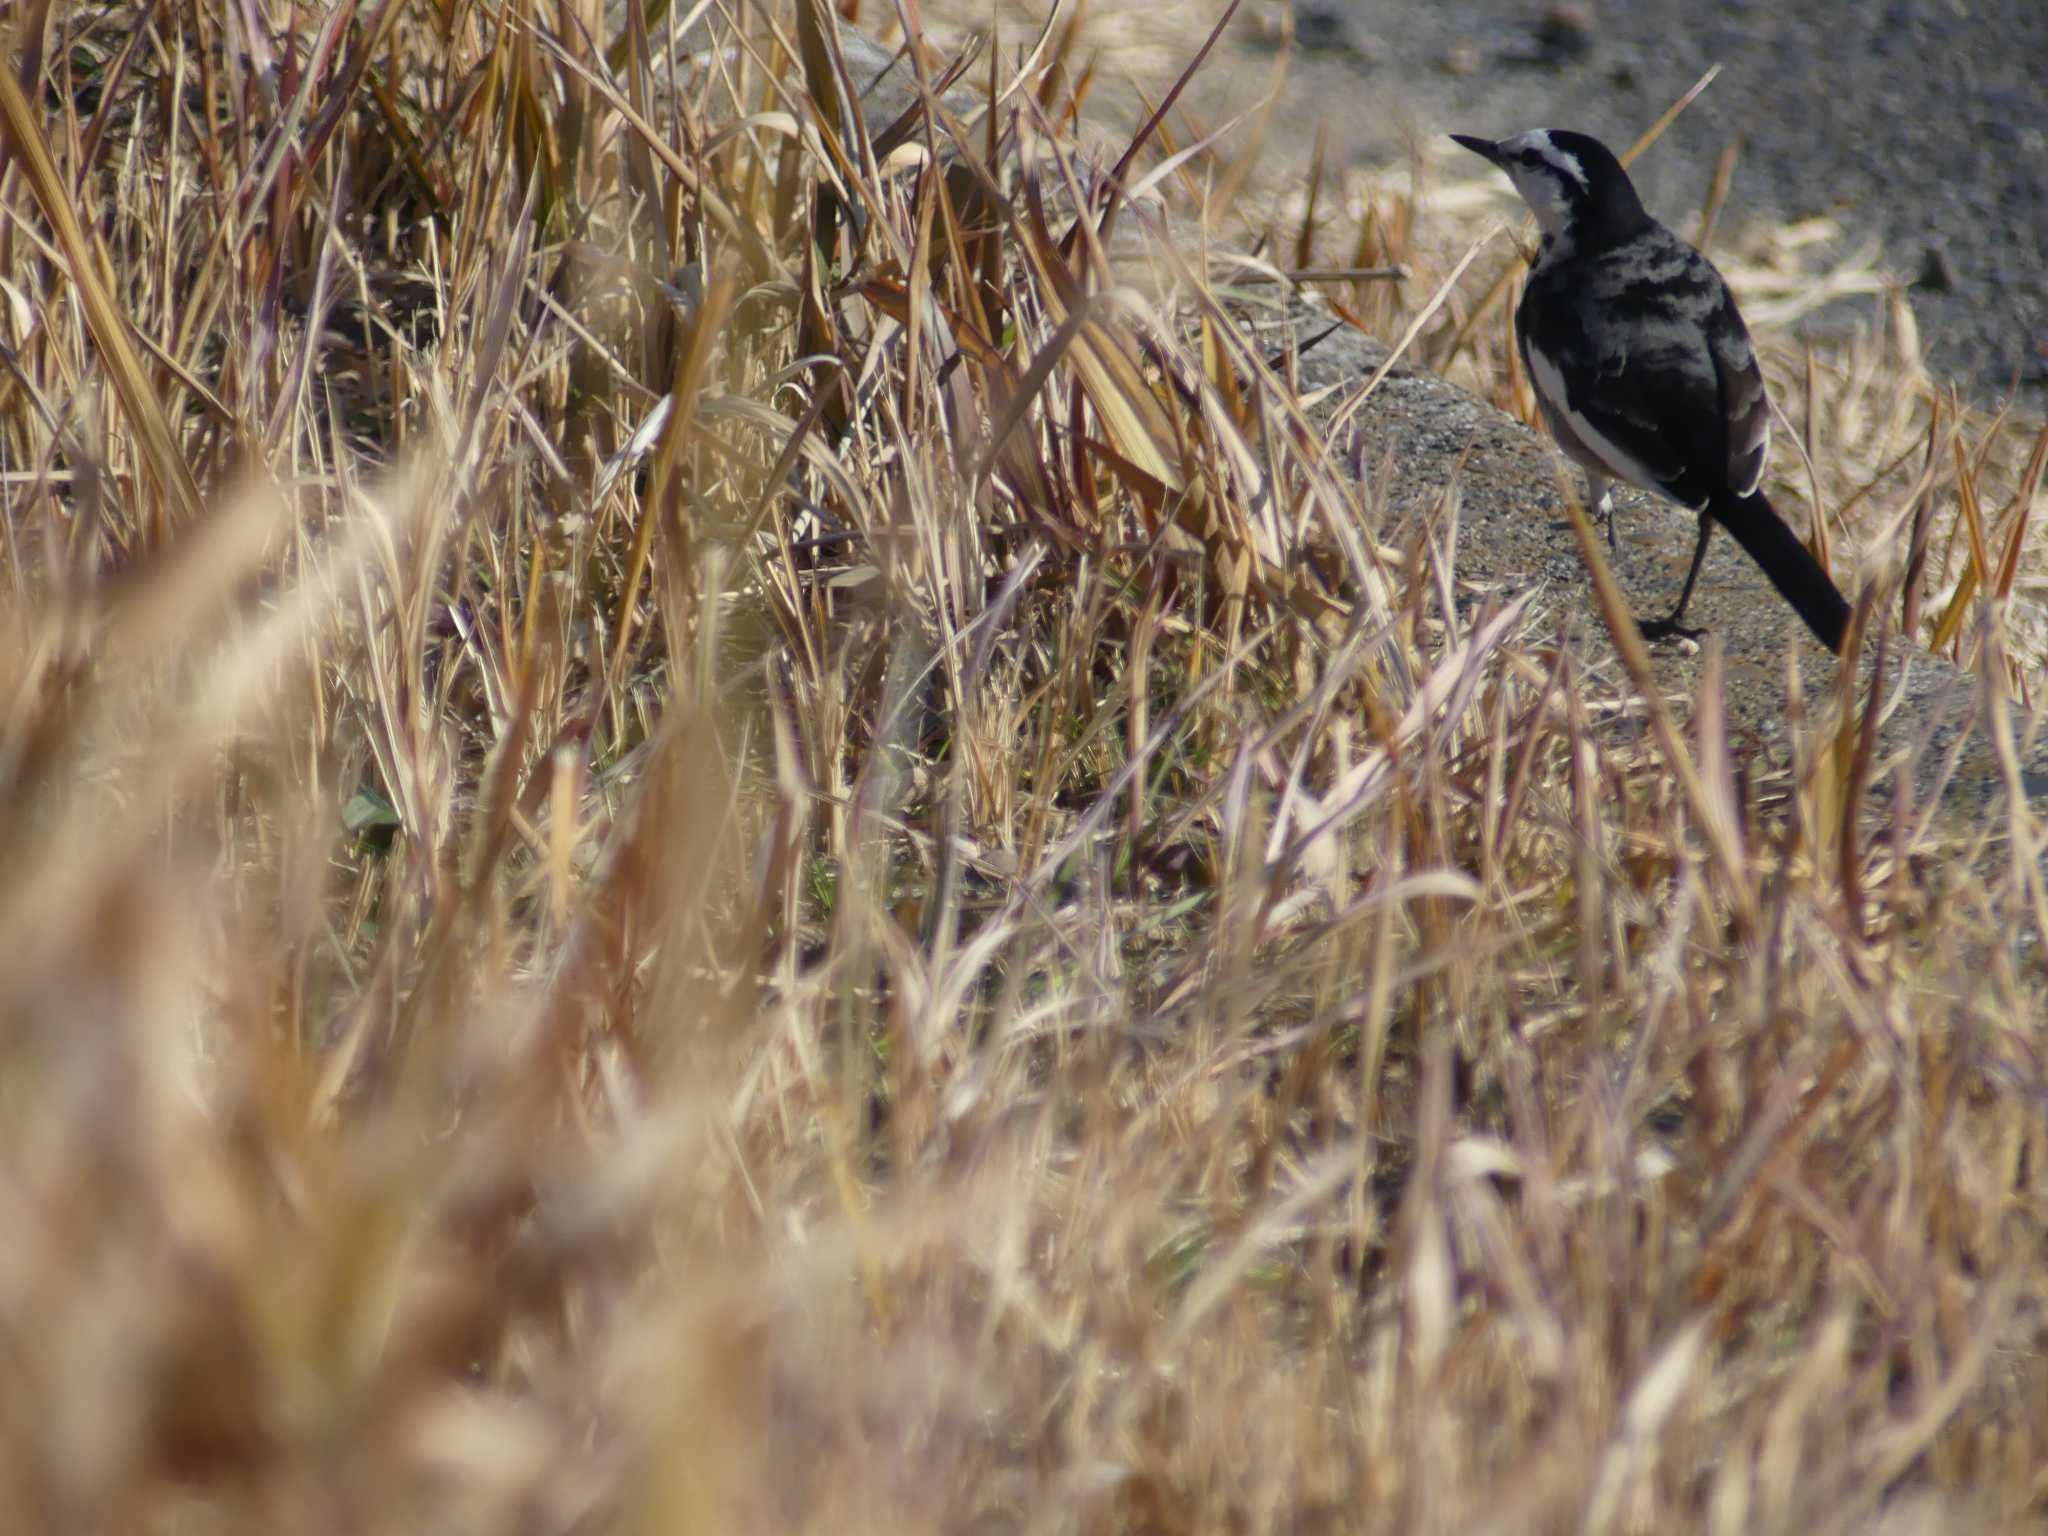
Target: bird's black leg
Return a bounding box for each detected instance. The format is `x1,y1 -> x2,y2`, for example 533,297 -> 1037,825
1638,516 -> 1713,643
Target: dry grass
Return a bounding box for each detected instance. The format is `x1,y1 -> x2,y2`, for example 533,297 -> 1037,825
1,3 -> 2044,1533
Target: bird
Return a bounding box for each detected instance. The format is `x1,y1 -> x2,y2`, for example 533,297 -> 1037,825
1449,129 -> 1850,653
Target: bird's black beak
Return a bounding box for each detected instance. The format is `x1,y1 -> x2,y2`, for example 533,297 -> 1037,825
1449,133 -> 1505,167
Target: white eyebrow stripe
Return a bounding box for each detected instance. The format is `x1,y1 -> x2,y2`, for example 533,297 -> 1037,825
1506,129 -> 1586,191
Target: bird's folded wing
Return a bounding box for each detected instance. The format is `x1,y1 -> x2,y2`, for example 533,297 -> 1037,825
1521,325 -> 1709,505
1707,298 -> 1771,499
1524,262 -> 1736,508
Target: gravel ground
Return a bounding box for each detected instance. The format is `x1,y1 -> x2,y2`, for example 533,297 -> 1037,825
1218,0 -> 2048,412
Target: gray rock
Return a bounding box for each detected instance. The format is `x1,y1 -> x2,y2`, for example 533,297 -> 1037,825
1281,313 -> 2043,818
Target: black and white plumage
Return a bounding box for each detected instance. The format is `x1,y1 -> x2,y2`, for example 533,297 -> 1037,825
1451,128 -> 1850,653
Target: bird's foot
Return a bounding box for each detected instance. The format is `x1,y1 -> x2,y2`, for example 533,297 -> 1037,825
1637,615 -> 1705,646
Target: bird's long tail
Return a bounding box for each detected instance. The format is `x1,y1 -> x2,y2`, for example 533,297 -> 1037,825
1708,491 -> 1850,653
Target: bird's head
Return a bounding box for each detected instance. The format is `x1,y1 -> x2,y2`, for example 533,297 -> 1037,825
1450,129 -> 1646,252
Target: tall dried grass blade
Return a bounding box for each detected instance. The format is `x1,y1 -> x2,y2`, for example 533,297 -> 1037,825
1899,394 -> 1948,639
608,273 -> 739,694
1619,63 -> 1723,168
1694,133 -> 1743,252
1991,418 -> 2048,602
0,67 -> 203,532
1930,417 -> 1991,653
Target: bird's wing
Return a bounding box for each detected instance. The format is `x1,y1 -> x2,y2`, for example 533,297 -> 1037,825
1705,287 -> 1771,499
1520,236 -> 1744,511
